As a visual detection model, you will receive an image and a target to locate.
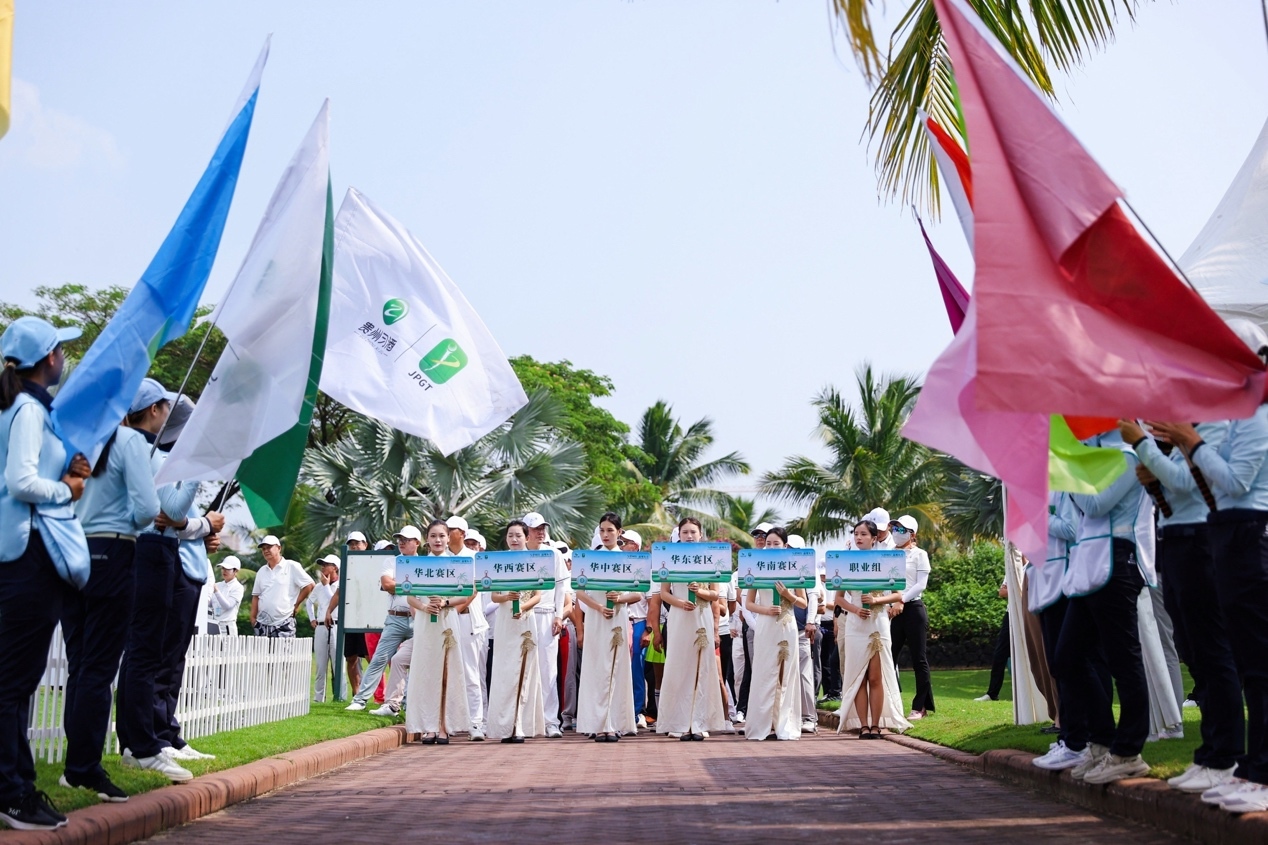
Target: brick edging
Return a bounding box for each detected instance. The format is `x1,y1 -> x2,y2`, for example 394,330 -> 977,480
816,710 -> 1268,844
6,725 -> 408,844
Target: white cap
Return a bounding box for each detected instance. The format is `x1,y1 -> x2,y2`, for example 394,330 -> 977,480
552,540 -> 571,558
465,530 -> 486,549
373,540 -> 394,551
621,529 -> 642,548
891,515 -> 919,533
257,534 -> 281,548
218,556 -> 241,570
318,554 -> 341,568
816,561 -> 827,578
787,534 -> 806,549
863,508 -> 890,529
1226,317 -> 1268,356
346,531 -> 367,544
394,525 -> 422,541
523,512 -> 549,529
446,516 -> 469,534
750,521 -> 775,535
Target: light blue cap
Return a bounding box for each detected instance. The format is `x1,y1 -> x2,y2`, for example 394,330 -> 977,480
129,377 -> 177,414
0,316 -> 82,369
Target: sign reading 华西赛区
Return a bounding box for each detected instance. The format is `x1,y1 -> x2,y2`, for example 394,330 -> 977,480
473,550 -> 557,591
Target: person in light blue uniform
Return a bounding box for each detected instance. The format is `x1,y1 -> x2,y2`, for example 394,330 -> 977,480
1149,318 -> 1268,813
0,316 -> 84,831
60,419 -> 160,803
1123,417 -> 1242,795
1054,430 -> 1152,784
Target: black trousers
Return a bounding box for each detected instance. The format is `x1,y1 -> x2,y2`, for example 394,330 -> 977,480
892,600 -> 935,712
820,618 -> 841,698
986,612 -> 1010,699
1055,540 -> 1149,757
720,633 -> 734,701
737,618 -> 753,714
116,534 -> 177,759
1209,509 -> 1268,783
1160,525 -> 1243,771
809,625 -> 822,698
61,536 -> 136,781
0,534 -> 67,803
156,570 -> 203,749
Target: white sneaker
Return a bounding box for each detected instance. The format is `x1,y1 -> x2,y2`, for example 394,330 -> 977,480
1172,765 -> 1237,794
135,751 -> 193,783
700,731 -> 710,739
1033,741 -> 1089,771
1167,763 -> 1202,788
733,711 -> 745,725
167,744 -> 215,761
120,748 -> 138,769
1219,783 -> 1268,813
1202,778 -> 1250,805
801,720 -> 817,734
1083,753 -> 1150,784
722,721 -> 736,734
546,725 -> 563,738
907,710 -> 924,721
345,701 -> 366,711
1182,698 -> 1199,708
668,732 -> 684,738
370,703 -> 400,717
1070,743 -> 1110,781
637,714 -> 648,730
469,728 -> 485,742
1158,725 -> 1184,740
973,694 -> 995,702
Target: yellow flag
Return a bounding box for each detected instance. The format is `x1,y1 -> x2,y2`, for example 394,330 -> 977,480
0,0 -> 12,139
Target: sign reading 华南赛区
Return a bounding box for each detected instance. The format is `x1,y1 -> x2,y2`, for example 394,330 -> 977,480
736,548 -> 817,590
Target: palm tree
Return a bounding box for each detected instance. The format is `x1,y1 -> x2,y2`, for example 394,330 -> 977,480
626,400 -> 751,540
830,0 -> 1142,212
938,455 -> 1004,545
714,495 -> 782,548
760,364 -> 944,541
299,389 -> 606,549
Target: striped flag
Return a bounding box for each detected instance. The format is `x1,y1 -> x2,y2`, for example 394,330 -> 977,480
52,39 -> 269,460
0,0 -> 12,140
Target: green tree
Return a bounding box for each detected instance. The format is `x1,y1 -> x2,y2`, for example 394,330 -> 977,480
831,0 -> 1142,211
715,495 -> 782,548
938,456 -> 1004,546
300,388 -> 606,550
761,364 -> 944,541
510,355 -> 659,517
627,400 -> 751,540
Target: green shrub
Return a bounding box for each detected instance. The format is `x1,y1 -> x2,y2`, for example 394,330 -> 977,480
923,541 -> 1006,643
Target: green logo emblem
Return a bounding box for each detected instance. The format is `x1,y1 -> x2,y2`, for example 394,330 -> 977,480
419,338 -> 468,385
383,298 -> 409,326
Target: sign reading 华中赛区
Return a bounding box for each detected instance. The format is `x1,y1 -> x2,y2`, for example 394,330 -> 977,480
571,550 -> 652,592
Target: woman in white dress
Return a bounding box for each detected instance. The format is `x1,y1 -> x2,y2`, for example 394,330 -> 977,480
744,527 -> 807,741
836,520 -> 910,739
486,520 -> 545,743
405,520 -> 469,744
576,513 -> 641,741
655,518 -> 726,740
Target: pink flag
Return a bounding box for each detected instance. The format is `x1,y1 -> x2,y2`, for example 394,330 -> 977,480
933,0 -> 1265,421
918,217 -> 969,332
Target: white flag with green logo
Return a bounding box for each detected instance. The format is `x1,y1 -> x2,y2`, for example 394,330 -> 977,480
320,188 -> 528,454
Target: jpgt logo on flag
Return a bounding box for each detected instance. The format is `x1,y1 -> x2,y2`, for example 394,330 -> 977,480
419,338 -> 467,384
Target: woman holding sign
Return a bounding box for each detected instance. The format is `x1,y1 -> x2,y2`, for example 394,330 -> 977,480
576,515 -> 642,741
835,520 -> 909,739
486,520 -> 545,742
744,527 -> 808,741
656,518 -> 726,740
405,520 -> 469,744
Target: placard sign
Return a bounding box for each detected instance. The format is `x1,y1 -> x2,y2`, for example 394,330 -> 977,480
473,550 -> 557,591
572,550 -> 652,592
394,555 -> 475,598
650,542 -> 732,584
736,548 -> 817,590
823,550 -> 907,592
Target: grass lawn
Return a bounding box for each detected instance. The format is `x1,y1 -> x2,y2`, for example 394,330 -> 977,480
825,668 -> 1201,780
34,702 -> 397,815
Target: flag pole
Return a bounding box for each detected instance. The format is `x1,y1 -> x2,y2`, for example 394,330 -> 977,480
149,316 -> 223,456
1121,199 -> 1202,296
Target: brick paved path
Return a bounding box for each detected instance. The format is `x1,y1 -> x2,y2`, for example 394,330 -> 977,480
151,732 -> 1178,844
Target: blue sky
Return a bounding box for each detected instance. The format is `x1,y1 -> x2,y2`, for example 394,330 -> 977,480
3,1 -> 1267,513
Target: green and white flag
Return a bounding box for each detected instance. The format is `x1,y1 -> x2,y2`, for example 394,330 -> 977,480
156,101 -> 332,527
319,188 -> 528,455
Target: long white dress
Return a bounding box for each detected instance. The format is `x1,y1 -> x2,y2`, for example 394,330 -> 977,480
575,591 -> 636,736
406,604 -> 471,735
655,582 -> 726,735
836,591 -> 911,734
485,593 -> 546,740
744,590 -> 801,741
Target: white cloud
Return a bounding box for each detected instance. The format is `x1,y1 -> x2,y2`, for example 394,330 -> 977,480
1,78 -> 123,171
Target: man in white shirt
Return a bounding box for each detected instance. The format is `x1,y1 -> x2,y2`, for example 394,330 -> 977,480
734,522 -> 771,723
718,572 -> 737,717
347,526 -> 420,711
307,555 -> 341,702
251,536 -> 315,638
524,512 -> 569,738
447,516 -> 489,739
789,534 -> 820,733
208,558 -> 244,636
622,530 -> 651,729
558,542 -> 582,731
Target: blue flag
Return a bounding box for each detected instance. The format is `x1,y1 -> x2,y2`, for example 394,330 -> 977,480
52,38 -> 270,460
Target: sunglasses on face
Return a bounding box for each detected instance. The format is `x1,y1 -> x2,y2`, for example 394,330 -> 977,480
890,526 -> 911,535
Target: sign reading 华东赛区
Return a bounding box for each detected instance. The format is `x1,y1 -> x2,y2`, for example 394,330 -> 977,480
650,542 -> 732,584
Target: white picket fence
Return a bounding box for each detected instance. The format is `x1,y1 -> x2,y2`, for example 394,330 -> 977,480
28,627 -> 313,763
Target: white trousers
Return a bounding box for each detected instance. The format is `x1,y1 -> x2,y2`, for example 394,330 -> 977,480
457,613 -> 488,730
731,629 -> 746,715
798,631 -> 815,723
313,624 -> 336,702
530,611 -> 561,729
386,637 -> 414,708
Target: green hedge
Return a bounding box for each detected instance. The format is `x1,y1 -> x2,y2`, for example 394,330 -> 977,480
923,540 -> 1006,646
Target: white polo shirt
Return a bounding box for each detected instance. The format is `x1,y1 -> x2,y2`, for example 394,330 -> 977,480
253,559 -> 314,626
209,577 -> 244,626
